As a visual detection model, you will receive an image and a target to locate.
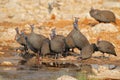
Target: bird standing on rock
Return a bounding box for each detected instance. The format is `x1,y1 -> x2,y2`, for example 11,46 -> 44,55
89,7 -> 116,23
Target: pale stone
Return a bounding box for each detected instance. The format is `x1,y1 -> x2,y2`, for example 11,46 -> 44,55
1,61 -> 13,66
57,75 -> 77,80
0,27 -> 16,41
117,35 -> 120,40
0,0 -> 108,22
0,52 -> 4,55
91,23 -> 118,34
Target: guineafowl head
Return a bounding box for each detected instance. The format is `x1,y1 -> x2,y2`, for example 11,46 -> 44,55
97,37 -> 102,44
89,7 -> 99,17
91,43 -> 98,52
74,17 -> 79,24
29,24 -> 34,32
50,28 -> 56,39
15,27 -> 19,34
15,27 -> 20,41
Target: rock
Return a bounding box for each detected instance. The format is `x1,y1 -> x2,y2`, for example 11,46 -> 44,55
91,23 -> 118,34
0,52 -> 4,55
0,61 -> 13,66
91,64 -> 120,79
0,0 -> 105,22
0,27 -> 16,41
117,35 -> 120,40
57,75 -> 77,80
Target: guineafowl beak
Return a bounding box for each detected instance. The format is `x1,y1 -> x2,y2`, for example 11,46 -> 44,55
74,17 -> 79,23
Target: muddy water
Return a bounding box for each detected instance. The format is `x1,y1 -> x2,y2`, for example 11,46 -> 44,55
0,66 -> 83,80
0,63 -> 120,80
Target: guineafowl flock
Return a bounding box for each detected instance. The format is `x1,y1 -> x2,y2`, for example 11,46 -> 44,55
15,8 -> 117,65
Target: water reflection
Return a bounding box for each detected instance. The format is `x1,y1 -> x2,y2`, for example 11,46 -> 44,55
0,63 -> 119,80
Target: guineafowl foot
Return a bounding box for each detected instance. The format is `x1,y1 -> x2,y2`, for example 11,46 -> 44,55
100,55 -> 109,60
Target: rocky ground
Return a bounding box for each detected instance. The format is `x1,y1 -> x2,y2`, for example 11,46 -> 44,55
0,0 -> 120,80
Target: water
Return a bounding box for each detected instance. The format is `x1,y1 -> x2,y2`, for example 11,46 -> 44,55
0,55 -> 120,80
0,63 -> 120,80
0,66 -> 77,80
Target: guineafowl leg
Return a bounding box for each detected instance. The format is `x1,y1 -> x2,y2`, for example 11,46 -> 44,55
102,53 -> 105,59
58,53 -> 63,58
64,52 -> 67,57
54,53 -> 58,67
55,54 -> 58,60
41,53 -> 44,59
107,54 -> 110,60
36,54 -> 40,64
37,51 -> 42,65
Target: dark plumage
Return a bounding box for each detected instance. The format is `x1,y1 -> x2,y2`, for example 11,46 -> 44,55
89,7 -> 116,23
79,44 -> 95,60
24,24 -> 46,56
41,38 -> 51,58
65,17 -> 90,52
50,28 -> 66,59
65,29 -> 76,52
72,17 -> 90,50
15,27 -> 28,51
15,27 -> 26,46
96,39 -> 117,57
